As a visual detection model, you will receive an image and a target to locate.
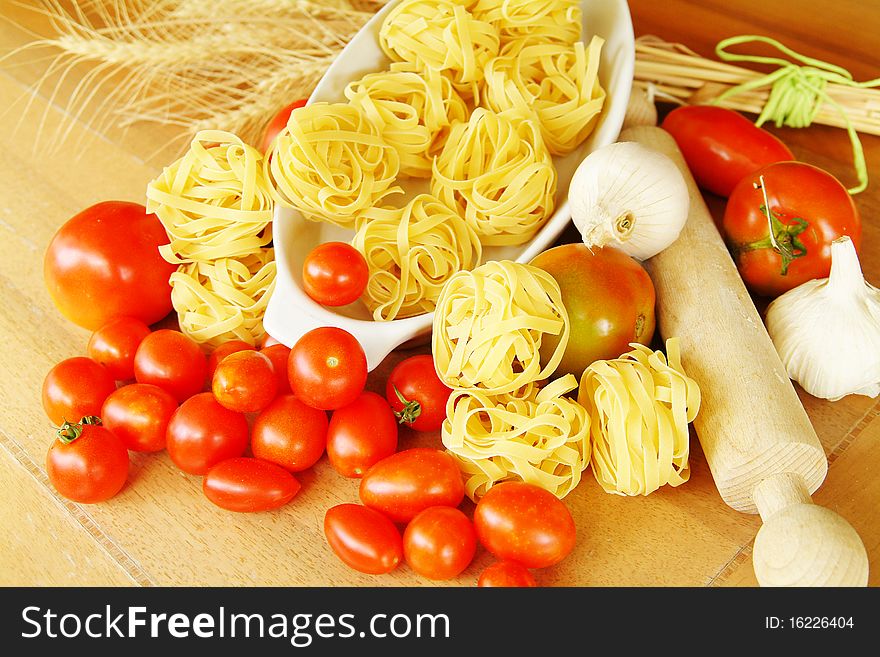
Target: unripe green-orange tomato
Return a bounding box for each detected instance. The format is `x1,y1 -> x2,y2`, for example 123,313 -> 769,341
530,244 -> 655,378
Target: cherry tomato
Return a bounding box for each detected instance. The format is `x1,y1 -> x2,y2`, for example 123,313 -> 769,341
251,394 -> 328,472
359,448 -> 464,522
723,161 -> 862,297
44,201 -> 176,330
212,350 -> 278,413
46,418 -> 129,503
324,504 -> 403,575
385,355 -> 452,432
661,105 -> 795,197
327,392 -> 398,478
203,457 -> 301,512
260,98 -> 308,153
477,560 -> 537,587
101,383 -> 177,452
403,506 -> 476,580
42,357 -> 116,426
207,340 -> 254,380
166,392 -> 249,475
87,317 -> 151,381
134,329 -> 207,403
302,242 -> 370,307
473,481 -> 576,569
288,327 -> 367,410
530,244 -> 655,377
260,343 -> 291,395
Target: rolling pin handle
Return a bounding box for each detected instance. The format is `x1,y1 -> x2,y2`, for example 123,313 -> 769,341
751,472 -> 869,587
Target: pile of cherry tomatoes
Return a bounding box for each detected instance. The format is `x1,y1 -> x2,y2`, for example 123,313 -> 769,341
41,309 -> 577,585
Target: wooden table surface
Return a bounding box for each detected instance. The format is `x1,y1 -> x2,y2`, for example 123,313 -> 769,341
1,0 -> 877,587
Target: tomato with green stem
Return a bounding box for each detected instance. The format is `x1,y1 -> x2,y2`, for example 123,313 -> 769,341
101,383 -> 177,452
385,355 -> 451,432
46,417 -> 129,504
723,161 -> 861,297
87,316 -> 151,381
42,357 -> 117,426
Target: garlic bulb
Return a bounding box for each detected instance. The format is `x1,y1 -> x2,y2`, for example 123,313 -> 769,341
766,236 -> 880,401
567,141 -> 689,260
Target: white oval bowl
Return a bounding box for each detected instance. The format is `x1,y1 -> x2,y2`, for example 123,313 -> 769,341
264,0 -> 635,370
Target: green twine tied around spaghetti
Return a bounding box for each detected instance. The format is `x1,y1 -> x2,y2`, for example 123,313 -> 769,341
712,35 -> 880,194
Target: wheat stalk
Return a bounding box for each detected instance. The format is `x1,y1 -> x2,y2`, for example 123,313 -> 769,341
2,0 -> 389,159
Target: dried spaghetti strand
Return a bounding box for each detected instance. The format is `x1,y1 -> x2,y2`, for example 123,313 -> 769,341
577,339 -> 701,496
433,260 -> 569,395
265,102 -> 402,227
379,0 -> 500,99
442,374 -> 591,500
353,194 -> 482,321
431,107 -> 557,245
170,249 -> 276,349
146,130 -> 274,264
471,0 -> 581,48
483,36 -> 606,155
345,61 -> 469,178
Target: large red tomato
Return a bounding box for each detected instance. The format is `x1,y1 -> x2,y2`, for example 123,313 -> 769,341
473,481 -> 576,569
723,161 -> 862,297
530,244 -> 655,377
359,448 -> 464,523
661,105 -> 794,197
44,201 -> 176,330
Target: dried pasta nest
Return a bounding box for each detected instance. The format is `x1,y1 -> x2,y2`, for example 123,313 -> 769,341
146,130 -> 273,264
345,62 -> 469,178
265,102 -> 402,228
577,340 -> 701,496
483,36 -> 606,155
170,249 -> 276,349
470,0 -> 582,48
442,374 -> 591,500
353,194 -> 482,321
431,107 -> 557,246
432,260 -> 569,395
378,0 -> 500,99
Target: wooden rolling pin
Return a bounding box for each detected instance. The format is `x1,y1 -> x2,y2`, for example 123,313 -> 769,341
621,126 -> 868,587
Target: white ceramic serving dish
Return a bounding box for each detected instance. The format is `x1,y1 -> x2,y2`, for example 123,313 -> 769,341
263,0 -> 635,370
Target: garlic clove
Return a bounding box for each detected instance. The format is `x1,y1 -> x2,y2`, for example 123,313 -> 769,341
766,236 -> 880,401
568,141 -> 689,260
